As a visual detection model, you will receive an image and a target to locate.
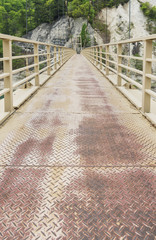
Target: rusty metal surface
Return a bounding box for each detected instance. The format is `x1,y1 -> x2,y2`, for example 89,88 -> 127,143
0,166 -> 155,240
0,55 -> 156,239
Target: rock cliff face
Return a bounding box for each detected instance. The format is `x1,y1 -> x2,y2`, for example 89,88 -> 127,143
23,16 -> 103,53
97,0 -> 156,91
98,0 -> 156,42
23,0 -> 155,52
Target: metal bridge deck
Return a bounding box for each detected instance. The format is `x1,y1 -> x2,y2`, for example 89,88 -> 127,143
0,55 -> 156,240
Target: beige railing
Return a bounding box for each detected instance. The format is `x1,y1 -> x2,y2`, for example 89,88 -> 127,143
82,34 -> 156,125
0,34 -> 75,124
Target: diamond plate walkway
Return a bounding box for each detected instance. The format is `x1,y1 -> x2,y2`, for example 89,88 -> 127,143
0,55 -> 156,240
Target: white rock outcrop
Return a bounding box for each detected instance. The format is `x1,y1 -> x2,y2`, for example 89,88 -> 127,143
24,16 -> 103,52
24,0 -> 156,49
98,0 -> 155,43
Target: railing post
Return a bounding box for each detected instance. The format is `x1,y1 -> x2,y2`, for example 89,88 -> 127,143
54,46 -> 57,70
86,49 -> 88,60
3,39 -> 13,112
106,45 -> 109,75
58,47 -> 61,66
63,48 -> 66,63
62,48 -> 64,63
90,48 -> 92,62
142,39 -> 152,113
66,50 -> 68,62
34,43 -> 39,86
117,43 -> 122,86
100,46 -> 102,70
47,45 -> 51,75
24,57 -> 30,88
63,48 -> 65,63
26,58 -> 29,78
66,49 -> 68,62
87,49 -> 90,61
60,47 -> 62,66
96,47 -> 98,66
94,47 -> 96,65
61,47 -> 63,64
65,49 -> 67,62
92,48 -> 94,63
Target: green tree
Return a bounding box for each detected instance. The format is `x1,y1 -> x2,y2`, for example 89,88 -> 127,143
1,0 -> 155,38
139,2 -> 156,34
68,0 -> 94,23
140,2 -> 156,21
81,23 -> 91,47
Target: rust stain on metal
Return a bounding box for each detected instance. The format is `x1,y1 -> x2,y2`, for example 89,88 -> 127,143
40,135 -> 55,157
0,55 -> 155,239
75,115 -> 148,165
14,138 -> 36,164
52,116 -> 62,127
44,99 -> 52,109
0,167 -> 46,239
31,115 -> 48,127
56,168 -> 156,239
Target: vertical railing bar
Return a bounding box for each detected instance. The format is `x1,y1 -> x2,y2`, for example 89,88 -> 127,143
106,45 -> 109,75
47,45 -> 51,75
96,47 -> 98,66
97,47 -> 98,64
61,47 -> 63,65
117,43 -> 122,86
58,47 -> 61,66
3,39 -> 13,112
62,48 -> 64,64
142,39 -> 152,113
54,46 -> 57,70
100,46 -> 102,70
25,57 -> 30,88
34,43 -> 39,86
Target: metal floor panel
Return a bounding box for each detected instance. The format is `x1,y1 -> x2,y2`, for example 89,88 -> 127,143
0,167 -> 155,240
0,55 -> 156,239
0,112 -> 155,167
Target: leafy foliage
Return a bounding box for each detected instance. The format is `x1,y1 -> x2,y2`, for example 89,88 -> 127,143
92,19 -> 110,42
140,2 -> 156,21
93,0 -> 129,12
0,0 -> 155,38
68,0 -> 95,23
68,0 -> 129,21
0,0 -> 130,37
0,0 -> 66,36
81,23 -> 91,47
139,2 -> 156,34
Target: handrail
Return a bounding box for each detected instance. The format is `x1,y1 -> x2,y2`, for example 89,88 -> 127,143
0,33 -> 75,123
0,33 -> 70,47
84,34 -> 156,48
82,34 -> 156,125
12,54 -> 37,60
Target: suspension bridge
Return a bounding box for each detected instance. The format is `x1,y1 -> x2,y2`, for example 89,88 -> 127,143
0,33 -> 156,239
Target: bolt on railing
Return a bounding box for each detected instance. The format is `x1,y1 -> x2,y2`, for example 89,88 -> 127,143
0,34 -> 75,124
82,34 -> 156,125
